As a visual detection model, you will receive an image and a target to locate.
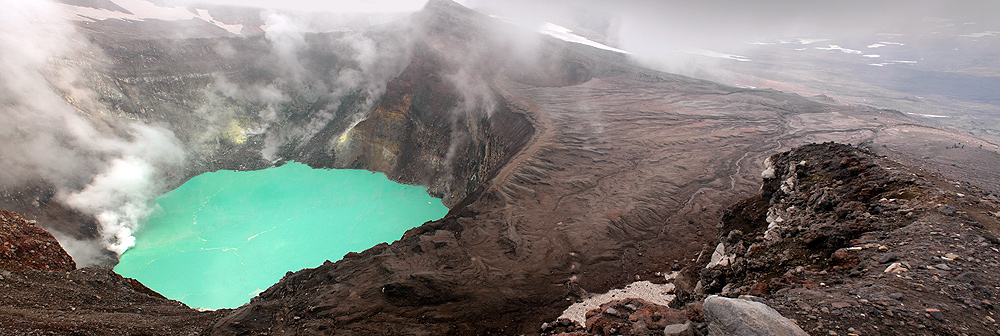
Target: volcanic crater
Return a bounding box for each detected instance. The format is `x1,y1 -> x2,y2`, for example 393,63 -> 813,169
2,1 -> 1000,335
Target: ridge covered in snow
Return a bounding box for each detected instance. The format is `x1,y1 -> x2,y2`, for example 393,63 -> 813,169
537,22 -> 630,54
57,0 -> 245,34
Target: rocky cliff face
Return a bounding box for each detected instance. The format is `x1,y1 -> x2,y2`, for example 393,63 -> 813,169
697,142 -> 927,296
0,210 -> 75,272
90,0 -> 538,209
678,143 -> 1000,335
319,1 -> 535,204
3,0 -> 538,242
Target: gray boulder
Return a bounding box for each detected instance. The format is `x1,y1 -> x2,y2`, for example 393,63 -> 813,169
702,295 -> 807,336
663,321 -> 694,336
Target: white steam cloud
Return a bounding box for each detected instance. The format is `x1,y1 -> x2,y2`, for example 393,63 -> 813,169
0,0 -> 185,263
254,12 -> 403,161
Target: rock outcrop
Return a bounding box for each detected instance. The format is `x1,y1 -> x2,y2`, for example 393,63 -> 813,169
539,294 -> 804,336
698,142 -> 926,296
582,298 -> 690,335
0,210 -> 223,335
702,295 -> 807,336
680,142 -> 1000,335
0,210 -> 75,272
335,0 -> 535,205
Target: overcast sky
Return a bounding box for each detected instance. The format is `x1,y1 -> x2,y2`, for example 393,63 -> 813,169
182,0 -> 1000,41
184,0 -> 998,22
187,0 -> 430,12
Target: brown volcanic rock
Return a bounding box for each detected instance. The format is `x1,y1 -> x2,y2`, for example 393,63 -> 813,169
0,211 -> 222,335
0,210 -> 75,272
690,143 -> 1000,335
0,267 -> 225,336
698,142 -> 926,294
339,0 -> 536,205
583,298 -> 689,336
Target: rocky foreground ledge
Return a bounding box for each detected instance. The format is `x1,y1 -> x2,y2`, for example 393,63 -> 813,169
0,210 -> 75,272
0,210 -> 222,335
541,142 -> 1000,335
2,143 -> 999,335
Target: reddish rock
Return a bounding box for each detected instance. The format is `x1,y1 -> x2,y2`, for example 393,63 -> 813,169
0,210 -> 75,272
925,308 -> 945,321
829,248 -> 859,269
584,298 -> 689,336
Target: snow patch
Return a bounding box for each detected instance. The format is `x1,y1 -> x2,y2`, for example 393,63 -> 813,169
559,281 -> 675,325
761,157 -> 775,179
488,14 -> 515,25
681,48 -> 751,62
706,243 -> 734,268
869,60 -> 917,67
816,45 -> 863,54
778,38 -> 830,45
796,38 -> 830,45
959,31 -> 1000,38
538,22 -> 629,54
864,54 -> 881,58
56,0 -> 245,35
905,112 -> 949,118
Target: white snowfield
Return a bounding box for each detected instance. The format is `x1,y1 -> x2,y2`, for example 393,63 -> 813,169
959,31 -> 1000,38
869,60 -> 918,67
906,112 -> 949,118
869,41 -> 906,48
56,0 -> 244,34
681,47 -> 751,62
749,38 -> 829,46
538,22 -> 630,54
778,38 -> 830,45
816,44 -> 863,54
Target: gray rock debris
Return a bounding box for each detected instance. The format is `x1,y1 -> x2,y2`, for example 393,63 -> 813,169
702,295 -> 807,336
663,321 -> 694,336
706,243 -> 734,268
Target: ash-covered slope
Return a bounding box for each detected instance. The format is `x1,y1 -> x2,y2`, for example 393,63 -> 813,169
0,210 -> 222,335
535,143 -> 1000,335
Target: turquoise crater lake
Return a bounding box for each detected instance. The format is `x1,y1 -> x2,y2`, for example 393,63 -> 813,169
114,162 -> 448,310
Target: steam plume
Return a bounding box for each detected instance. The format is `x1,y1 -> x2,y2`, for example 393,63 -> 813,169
0,0 -> 185,263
